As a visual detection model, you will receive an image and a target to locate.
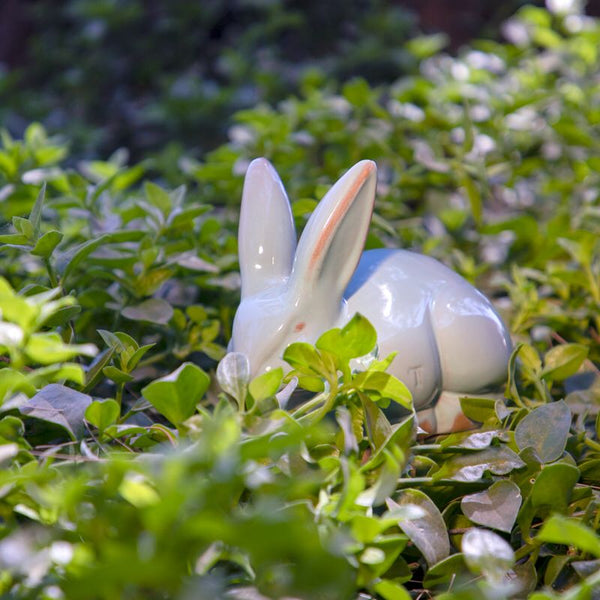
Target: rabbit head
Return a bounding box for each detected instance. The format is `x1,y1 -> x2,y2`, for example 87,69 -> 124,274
231,157 -> 377,375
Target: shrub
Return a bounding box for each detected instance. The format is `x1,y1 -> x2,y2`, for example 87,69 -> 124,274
1,3 -> 600,599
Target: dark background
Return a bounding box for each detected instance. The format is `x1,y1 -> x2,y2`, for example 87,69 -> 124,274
4,0 -> 600,65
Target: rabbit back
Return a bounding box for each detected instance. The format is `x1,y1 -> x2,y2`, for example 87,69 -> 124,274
345,248 -> 511,410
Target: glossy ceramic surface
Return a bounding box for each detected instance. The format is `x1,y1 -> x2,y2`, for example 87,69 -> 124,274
230,158 -> 512,432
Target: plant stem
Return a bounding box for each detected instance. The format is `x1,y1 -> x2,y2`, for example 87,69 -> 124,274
116,383 -> 124,409
395,477 -> 491,489
44,258 -> 58,288
584,438 -> 600,453
411,444 -> 445,454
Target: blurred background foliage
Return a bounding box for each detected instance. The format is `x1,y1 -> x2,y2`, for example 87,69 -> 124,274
4,0 -> 597,159
2,1 -> 600,599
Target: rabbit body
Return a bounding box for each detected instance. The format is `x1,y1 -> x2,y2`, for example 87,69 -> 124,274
345,249 -> 511,411
231,157 -> 512,432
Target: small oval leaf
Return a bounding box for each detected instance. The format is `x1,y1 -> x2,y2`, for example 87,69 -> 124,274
122,299 -> 174,325
217,352 -> 251,407
515,400 -> 571,463
461,480 -> 522,533
387,490 -> 450,566
541,344 -> 588,382
85,399 -> 120,432
462,528 -> 515,582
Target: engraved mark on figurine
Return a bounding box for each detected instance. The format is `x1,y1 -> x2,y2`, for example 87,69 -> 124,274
409,365 -> 424,389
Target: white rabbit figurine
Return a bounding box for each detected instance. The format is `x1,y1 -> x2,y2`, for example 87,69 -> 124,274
230,158 -> 512,433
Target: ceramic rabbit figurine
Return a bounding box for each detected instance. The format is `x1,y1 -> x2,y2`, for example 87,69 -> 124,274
230,158 -> 512,433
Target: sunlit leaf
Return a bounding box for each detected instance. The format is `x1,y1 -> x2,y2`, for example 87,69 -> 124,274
122,299 -> 174,325
85,399 -> 120,432
537,516 -> 600,557
461,480 -> 522,533
433,446 -> 526,481
387,490 -> 450,566
142,362 -> 209,426
217,352 -> 251,408
462,527 -> 515,582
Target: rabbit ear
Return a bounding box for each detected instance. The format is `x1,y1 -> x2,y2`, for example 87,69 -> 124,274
290,160 -> 377,302
239,158 -> 296,298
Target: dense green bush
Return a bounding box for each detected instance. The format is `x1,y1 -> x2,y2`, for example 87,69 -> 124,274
0,0 -> 415,158
1,3 -> 600,599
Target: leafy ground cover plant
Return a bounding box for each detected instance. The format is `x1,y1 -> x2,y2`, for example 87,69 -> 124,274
1,2 -> 600,598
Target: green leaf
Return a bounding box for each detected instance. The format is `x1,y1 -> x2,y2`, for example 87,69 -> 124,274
0,233 -> 30,245
83,347 -> 116,392
102,366 -> 134,384
249,368 -> 283,402
460,396 -> 498,423
85,399 -> 120,432
357,449 -> 401,507
122,299 -> 174,325
366,351 -> 398,373
433,446 -> 526,481
537,516 -> 600,557
27,363 -> 85,387
316,313 -> 377,362
119,474 -> 160,508
361,391 -> 392,450
144,181 -> 172,216
462,528 -> 515,583
342,78 -> 372,107
29,183 -> 46,239
0,416 -> 25,443
125,343 -> 155,372
558,234 -> 597,266
353,371 -> 412,409
519,343 -> 543,381
25,332 -> 97,365
168,205 -> 212,229
459,170 -> 482,226
98,330 -> 130,354
0,369 -> 36,402
424,554 -> 468,588
142,362 -> 210,426
12,216 -> 34,240
387,490 -> 450,566
283,342 -> 328,377
405,33 -> 448,58
531,462 -> 580,509
293,373 -> 325,393
20,384 -> 92,439
30,230 -> 63,258
43,304 -> 81,328
515,400 -> 571,463
541,344 -> 588,381
461,480 -> 522,533
216,352 -> 250,408
0,280 -> 35,329
373,579 -> 411,600
362,414 -> 414,471
60,231 -> 146,281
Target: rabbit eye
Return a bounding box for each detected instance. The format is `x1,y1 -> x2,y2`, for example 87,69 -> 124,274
294,322 -> 306,332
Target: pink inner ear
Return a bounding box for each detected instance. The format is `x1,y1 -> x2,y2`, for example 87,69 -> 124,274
308,162 -> 375,270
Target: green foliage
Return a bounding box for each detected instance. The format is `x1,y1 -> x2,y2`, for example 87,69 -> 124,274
0,0 -> 415,157
1,2 -> 600,598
